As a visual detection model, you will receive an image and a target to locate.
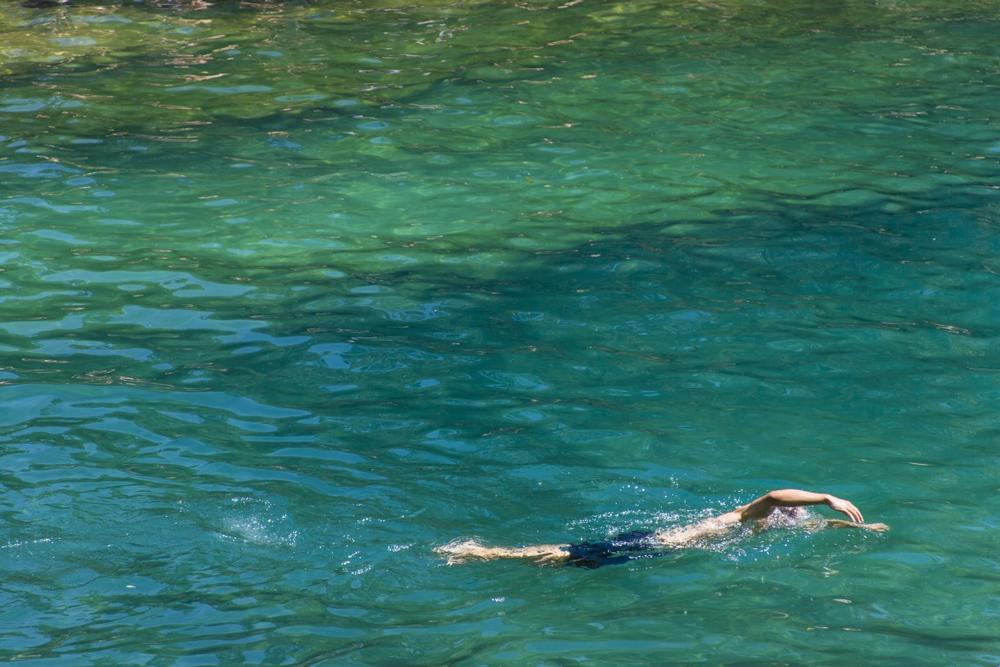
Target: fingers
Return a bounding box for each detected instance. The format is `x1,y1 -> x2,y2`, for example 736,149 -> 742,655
845,502 -> 863,523
832,497 -> 864,523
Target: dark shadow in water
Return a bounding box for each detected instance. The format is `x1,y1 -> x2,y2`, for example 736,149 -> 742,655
5,186 -> 997,434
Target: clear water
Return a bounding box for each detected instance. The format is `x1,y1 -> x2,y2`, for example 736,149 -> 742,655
1,1 -> 999,664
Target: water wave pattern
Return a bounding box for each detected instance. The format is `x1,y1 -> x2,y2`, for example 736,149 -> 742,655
1,1 -> 999,664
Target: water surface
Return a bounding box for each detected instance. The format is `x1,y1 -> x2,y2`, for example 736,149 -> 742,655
1,1 -> 999,664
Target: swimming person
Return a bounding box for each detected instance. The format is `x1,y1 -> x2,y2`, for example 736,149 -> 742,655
435,489 -> 889,568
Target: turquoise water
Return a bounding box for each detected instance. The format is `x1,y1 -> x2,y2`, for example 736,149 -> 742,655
2,1 -> 999,663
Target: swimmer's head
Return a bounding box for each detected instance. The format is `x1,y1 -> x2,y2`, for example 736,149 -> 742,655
766,506 -> 807,526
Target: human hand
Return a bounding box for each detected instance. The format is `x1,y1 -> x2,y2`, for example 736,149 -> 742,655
825,495 -> 864,523
863,522 -> 889,532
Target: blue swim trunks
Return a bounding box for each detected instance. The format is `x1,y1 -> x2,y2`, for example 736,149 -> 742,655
562,530 -> 664,568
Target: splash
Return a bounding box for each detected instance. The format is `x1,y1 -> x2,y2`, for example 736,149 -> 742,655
217,497 -> 299,547
1,537 -> 54,550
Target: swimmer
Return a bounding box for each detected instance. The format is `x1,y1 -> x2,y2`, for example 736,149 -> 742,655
435,489 -> 889,568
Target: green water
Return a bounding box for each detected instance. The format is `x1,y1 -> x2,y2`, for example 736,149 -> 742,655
2,0 -> 999,663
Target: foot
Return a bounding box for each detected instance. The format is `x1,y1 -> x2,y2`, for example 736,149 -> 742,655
434,539 -> 494,565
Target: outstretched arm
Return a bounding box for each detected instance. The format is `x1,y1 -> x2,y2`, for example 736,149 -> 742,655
654,489 -> 873,547
736,489 -> 864,522
822,518 -> 889,532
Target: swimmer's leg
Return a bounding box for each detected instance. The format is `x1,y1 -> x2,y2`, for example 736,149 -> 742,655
434,539 -> 571,565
